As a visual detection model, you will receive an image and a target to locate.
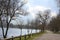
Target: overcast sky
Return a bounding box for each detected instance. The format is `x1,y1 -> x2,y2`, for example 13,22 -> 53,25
11,0 -> 58,25
23,0 -> 57,19
24,0 -> 57,11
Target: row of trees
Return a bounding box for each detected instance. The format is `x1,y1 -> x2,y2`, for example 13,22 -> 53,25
0,0 -> 60,39
48,14 -> 60,32
47,0 -> 60,32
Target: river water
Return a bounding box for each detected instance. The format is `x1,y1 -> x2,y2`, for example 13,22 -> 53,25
0,28 -> 40,38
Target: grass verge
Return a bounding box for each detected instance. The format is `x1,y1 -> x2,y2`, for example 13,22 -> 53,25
53,32 -> 60,34
11,32 -> 46,40
27,32 -> 45,40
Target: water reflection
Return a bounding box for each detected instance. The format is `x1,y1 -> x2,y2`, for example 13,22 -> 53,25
0,28 -> 40,38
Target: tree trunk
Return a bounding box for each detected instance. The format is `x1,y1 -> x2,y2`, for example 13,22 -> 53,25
4,22 -> 9,38
19,28 -> 22,40
0,16 -> 5,38
31,29 -> 32,37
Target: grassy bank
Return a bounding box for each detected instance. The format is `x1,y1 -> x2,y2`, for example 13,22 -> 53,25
7,32 -> 45,40
53,32 -> 60,34
26,32 -> 45,40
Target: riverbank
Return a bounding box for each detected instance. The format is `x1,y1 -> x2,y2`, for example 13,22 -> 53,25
0,28 -> 40,38
5,32 -> 45,40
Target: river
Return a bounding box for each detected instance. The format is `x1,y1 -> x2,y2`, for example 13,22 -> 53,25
0,28 -> 40,38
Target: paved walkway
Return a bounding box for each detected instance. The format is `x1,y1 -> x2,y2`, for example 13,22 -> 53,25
34,31 -> 60,40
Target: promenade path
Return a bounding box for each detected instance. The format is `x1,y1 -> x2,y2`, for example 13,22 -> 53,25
34,31 -> 60,40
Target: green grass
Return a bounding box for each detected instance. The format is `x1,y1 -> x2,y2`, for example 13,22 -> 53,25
53,32 -> 60,34
27,32 -> 45,40
7,32 -> 45,40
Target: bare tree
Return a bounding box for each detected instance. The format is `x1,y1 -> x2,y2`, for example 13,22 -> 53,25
27,20 -> 30,38
15,19 -> 23,40
37,10 -> 50,32
30,20 -> 34,37
0,0 -> 26,38
34,18 -> 39,33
